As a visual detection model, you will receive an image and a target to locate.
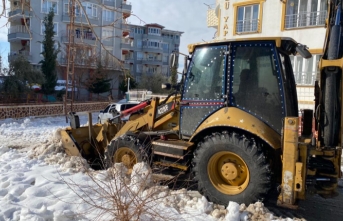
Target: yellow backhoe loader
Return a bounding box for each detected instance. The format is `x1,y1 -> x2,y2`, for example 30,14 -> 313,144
61,1 -> 343,208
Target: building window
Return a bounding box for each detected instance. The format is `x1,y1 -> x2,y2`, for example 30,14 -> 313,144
233,0 -> 265,35
132,27 -> 144,34
102,29 -> 112,41
64,3 -> 81,16
290,54 -> 321,85
162,66 -> 168,75
147,67 -> 157,74
42,0 -> 57,14
236,5 -> 259,33
41,21 -> 58,35
103,9 -> 114,21
284,0 -> 327,29
148,27 -> 161,36
82,2 -> 97,18
163,55 -> 168,62
137,52 -> 143,60
136,64 -> 142,73
147,41 -> 160,48
162,43 -> 169,52
137,40 -> 142,48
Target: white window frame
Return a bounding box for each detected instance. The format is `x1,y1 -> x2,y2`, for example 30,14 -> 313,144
102,28 -> 113,42
148,27 -> 161,36
291,54 -> 320,85
147,67 -> 157,74
236,5 -> 259,33
137,52 -> 143,60
64,3 -> 81,16
82,2 -> 97,18
148,40 -> 160,48
285,0 -> 327,28
42,0 -> 58,14
137,40 -> 142,48
103,9 -> 114,21
136,64 -> 142,73
41,21 -> 58,36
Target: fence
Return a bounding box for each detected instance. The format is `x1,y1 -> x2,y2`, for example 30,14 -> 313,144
0,102 -> 109,119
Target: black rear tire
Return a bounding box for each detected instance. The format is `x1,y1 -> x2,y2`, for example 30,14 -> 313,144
192,132 -> 271,205
323,72 -> 339,147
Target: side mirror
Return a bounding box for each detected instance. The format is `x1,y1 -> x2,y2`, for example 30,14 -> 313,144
161,83 -> 171,90
100,110 -> 103,113
296,44 -> 312,59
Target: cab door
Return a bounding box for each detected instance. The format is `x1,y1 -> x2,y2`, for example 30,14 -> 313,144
180,45 -> 227,137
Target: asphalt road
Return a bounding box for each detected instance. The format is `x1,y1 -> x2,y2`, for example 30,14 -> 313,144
265,167 -> 343,220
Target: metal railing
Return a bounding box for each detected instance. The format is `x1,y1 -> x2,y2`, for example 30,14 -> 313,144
236,19 -> 259,33
285,10 -> 327,29
8,25 -> 30,34
9,51 -> 30,56
294,72 -> 316,85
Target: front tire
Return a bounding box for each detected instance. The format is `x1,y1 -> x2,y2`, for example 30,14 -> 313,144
105,135 -> 150,173
192,132 -> 271,205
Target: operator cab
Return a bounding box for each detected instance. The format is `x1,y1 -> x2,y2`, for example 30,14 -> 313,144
179,38 -> 308,136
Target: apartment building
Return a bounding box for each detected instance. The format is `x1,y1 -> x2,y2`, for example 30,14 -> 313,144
122,23 -> 183,82
7,0 -> 132,98
207,0 -> 327,111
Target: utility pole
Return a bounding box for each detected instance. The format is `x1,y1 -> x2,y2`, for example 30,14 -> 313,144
0,56 -> 2,75
64,0 -> 77,122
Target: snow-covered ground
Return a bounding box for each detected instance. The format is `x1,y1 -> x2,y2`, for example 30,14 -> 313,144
0,114 -> 338,221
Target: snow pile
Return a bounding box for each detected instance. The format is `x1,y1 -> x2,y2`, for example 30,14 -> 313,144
0,115 -> 94,173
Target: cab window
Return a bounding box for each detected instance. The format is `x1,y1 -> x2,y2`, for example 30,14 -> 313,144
183,45 -> 226,101
231,42 -> 284,133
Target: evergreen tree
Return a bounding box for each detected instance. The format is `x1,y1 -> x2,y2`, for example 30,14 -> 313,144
170,65 -> 178,86
86,62 -> 112,95
1,56 -> 45,98
40,9 -> 59,94
119,75 -> 137,94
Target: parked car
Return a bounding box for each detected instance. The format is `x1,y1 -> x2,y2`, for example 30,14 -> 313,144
98,100 -> 140,123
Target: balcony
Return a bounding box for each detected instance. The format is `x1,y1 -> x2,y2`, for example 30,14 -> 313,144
207,8 -> 218,28
62,13 -> 100,26
121,1 -> 132,19
142,58 -> 162,66
142,46 -> 163,53
285,10 -> 327,29
123,60 -> 132,70
8,51 -> 32,63
61,31 -> 97,45
121,38 -> 132,50
8,8 -> 32,20
103,0 -> 115,7
58,56 -> 97,68
8,25 -> 31,41
122,23 -> 130,37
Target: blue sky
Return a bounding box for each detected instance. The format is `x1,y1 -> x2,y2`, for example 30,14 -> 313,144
0,0 -> 216,69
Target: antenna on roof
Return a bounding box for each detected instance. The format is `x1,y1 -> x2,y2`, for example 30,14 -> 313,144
203,3 -> 212,9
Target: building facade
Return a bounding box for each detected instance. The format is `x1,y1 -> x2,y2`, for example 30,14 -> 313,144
7,0 -> 132,99
122,23 -> 183,82
207,0 -> 327,111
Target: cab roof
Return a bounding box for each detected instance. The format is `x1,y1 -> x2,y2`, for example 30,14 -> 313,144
187,37 -> 298,54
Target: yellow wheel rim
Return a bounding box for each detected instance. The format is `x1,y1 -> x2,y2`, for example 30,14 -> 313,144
208,151 -> 250,195
114,147 -> 137,173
